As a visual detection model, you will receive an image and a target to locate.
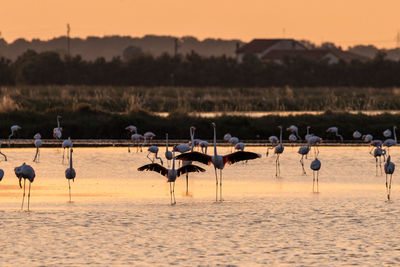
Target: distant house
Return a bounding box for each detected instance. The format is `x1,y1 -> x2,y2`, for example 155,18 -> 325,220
237,39 -> 370,64
236,39 -> 307,63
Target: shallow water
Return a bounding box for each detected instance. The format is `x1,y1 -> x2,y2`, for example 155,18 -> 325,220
0,146 -> 399,266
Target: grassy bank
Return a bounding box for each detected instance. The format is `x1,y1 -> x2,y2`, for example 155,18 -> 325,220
1,86 -> 400,113
0,108 -> 399,141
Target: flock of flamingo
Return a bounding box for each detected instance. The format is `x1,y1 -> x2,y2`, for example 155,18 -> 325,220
0,115 -> 397,208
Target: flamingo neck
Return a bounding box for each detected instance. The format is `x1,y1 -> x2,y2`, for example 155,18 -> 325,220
70,150 -> 73,169
190,128 -> 195,152
172,151 -> 175,170
213,126 -> 217,156
166,134 -> 169,151
306,127 -> 309,135
279,127 -> 282,143
394,127 -> 397,142
57,117 -> 60,128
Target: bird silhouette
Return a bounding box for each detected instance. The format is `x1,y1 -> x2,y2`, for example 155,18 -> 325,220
65,148 -> 76,202
138,152 -> 205,205
176,122 -> 261,202
14,163 -> 35,211
384,155 -> 395,201
165,133 -> 173,167
147,145 -> 163,165
8,125 -> 21,147
62,137 -> 73,164
298,145 -> 311,174
310,158 -> 321,193
53,115 -> 62,139
33,133 -> 42,163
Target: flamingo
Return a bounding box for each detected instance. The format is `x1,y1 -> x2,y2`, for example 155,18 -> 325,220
138,151 -> 205,205
384,155 -> 395,200
53,115 -> 62,139
305,126 -> 314,142
229,137 -> 239,152
173,144 -> 191,154
8,125 -> 21,147
33,133 -> 42,163
273,126 -> 285,177
310,158 -> 321,193
223,133 -> 232,143
266,135 -> 279,156
129,133 -> 143,153
362,134 -> 373,143
176,122 -> 261,201
180,126 -> 196,195
62,137 -> 73,163
371,146 -> 386,176
308,135 -> 322,157
326,127 -> 343,142
199,141 -> 209,154
234,142 -> 245,151
287,125 -> 301,140
14,163 -> 35,211
0,141 -> 7,161
353,131 -> 362,139
125,125 -> 137,133
65,148 -> 76,202
147,145 -> 163,165
370,139 -> 383,154
298,145 -> 311,174
165,133 -> 173,167
383,129 -> 392,138
140,132 -> 156,148
383,126 -> 397,154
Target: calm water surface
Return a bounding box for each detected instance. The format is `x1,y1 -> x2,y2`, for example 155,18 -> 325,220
0,146 -> 400,266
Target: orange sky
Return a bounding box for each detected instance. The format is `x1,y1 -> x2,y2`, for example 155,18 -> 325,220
1,0 -> 400,48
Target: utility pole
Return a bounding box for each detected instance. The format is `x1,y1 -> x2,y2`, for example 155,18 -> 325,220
67,23 -> 71,57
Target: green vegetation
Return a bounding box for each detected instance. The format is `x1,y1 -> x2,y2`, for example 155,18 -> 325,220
1,108 -> 400,141
1,86 -> 400,113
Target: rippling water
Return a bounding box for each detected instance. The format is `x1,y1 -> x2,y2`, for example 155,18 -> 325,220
0,146 -> 400,266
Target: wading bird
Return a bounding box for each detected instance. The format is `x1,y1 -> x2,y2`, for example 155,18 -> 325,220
65,148 -> 76,202
125,125 -> 137,134
273,126 -> 285,177
229,137 -> 239,152
266,135 -> 279,156
353,131 -> 362,139
372,146 -> 386,176
234,142 -> 245,151
62,137 -> 72,163
223,133 -> 232,143
0,141 -> 7,161
384,155 -> 395,200
308,135 -> 322,157
199,140 -> 209,154
128,133 -> 143,153
362,134 -> 373,143
310,158 -> 321,193
326,127 -> 343,142
287,125 -> 301,140
141,132 -> 156,148
14,163 -> 35,211
147,145 -> 163,165
383,129 -> 392,138
305,126 -> 314,142
33,133 -> 42,163
138,152 -> 205,205
176,122 -> 261,202
53,115 -> 62,139
298,145 -> 311,174
165,133 -> 173,167
8,125 -> 21,147
383,126 -> 397,154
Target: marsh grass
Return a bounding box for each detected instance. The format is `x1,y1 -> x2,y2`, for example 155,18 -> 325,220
1,86 -> 400,114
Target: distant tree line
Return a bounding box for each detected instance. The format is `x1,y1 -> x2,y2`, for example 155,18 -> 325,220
0,49 -> 400,87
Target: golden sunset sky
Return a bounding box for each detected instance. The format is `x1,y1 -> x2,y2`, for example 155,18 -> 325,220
1,0 -> 399,48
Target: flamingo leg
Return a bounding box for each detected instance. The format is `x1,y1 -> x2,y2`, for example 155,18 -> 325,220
300,155 -> 306,175
21,179 -> 26,210
68,179 -> 72,202
173,182 -> 176,205
156,153 -> 163,165
379,157 -> 383,175
0,151 -> 7,161
375,157 -> 378,176
146,152 -> 153,163
33,147 -> 39,162
214,168 -> 218,202
389,174 -> 393,201
27,181 -> 31,211
185,173 -> 189,196
219,169 -> 223,202
386,174 -> 389,200
62,148 -> 65,163
312,171 -> 315,192
316,171 -> 319,193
